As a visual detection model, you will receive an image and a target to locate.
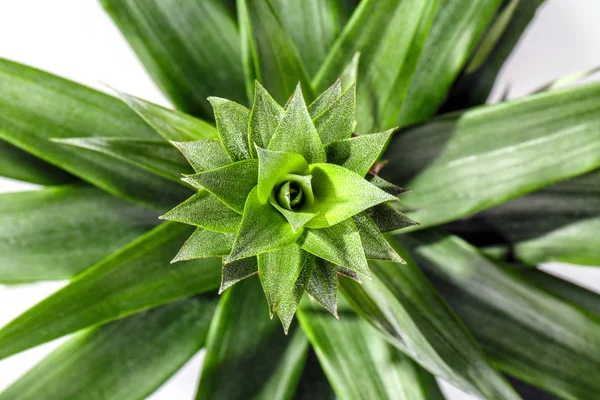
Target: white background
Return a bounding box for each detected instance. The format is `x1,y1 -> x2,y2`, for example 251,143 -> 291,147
0,1 -> 600,399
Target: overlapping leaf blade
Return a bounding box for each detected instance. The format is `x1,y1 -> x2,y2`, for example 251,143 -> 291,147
400,231 -> 600,399
100,0 -> 247,118
0,185 -> 158,283
325,129 -> 393,176
298,297 -> 446,400
383,83 -> 600,228
0,223 -> 221,360
196,278 -> 308,399
0,297 -> 217,400
0,58 -> 189,211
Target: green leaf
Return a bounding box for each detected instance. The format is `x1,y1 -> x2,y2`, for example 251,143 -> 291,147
353,212 -> 404,263
113,90 -> 219,141
208,97 -> 252,162
0,185 -> 158,283
161,190 -> 241,233
0,59 -> 190,211
228,187 -> 303,262
325,129 -> 393,176
257,148 -> 309,203
100,0 -> 247,118
196,278 -> 309,399
338,254 -> 518,398
366,174 -> 410,198
268,85 -> 326,164
183,159 -> 258,213
258,244 -> 307,315
53,137 -> 192,183
0,297 -> 217,400
442,0 -> 544,111
365,203 -> 419,233
171,140 -> 231,173
271,0 -> 343,77
0,139 -> 74,185
238,0 -> 314,104
313,84 -> 356,145
220,257 -> 259,294
400,231 -> 600,400
300,218 -> 370,278
383,83 -> 600,228
249,81 -> 285,157
276,255 -> 316,333
308,80 -> 342,119
306,258 -> 339,317
449,169 -> 600,266
0,222 -> 221,360
313,0 -> 438,132
304,163 -> 396,228
293,350 -> 336,400
172,228 -> 235,261
298,296 -> 446,400
532,64 -> 600,94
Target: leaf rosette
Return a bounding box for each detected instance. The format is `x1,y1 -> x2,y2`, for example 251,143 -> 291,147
163,80 -> 415,331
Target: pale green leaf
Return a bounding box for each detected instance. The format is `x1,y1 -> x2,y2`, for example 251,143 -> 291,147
0,185 -> 158,283
171,140 -> 231,173
183,159 -> 258,213
300,218 -> 370,278
250,81 -> 285,157
228,187 -> 303,261
161,190 -> 241,233
113,90 -> 219,141
52,137 -> 192,183
298,297 -> 446,400
0,222 -> 221,360
238,0 -> 314,104
384,83 -> 600,228
0,297 -> 217,400
304,163 -> 396,228
308,80 -> 341,119
325,129 -> 393,176
339,255 -> 519,399
100,0 -> 247,118
258,244 -> 307,315
257,147 -> 309,203
208,97 -> 252,162
277,255 -> 316,333
313,0 -> 438,132
172,228 -> 235,262
268,85 -> 326,164
533,64 -> 600,94
196,278 -> 309,399
313,84 -> 356,145
401,231 -> 600,399
306,258 -> 339,317
353,213 -> 404,263
0,58 -> 189,211
269,199 -> 318,233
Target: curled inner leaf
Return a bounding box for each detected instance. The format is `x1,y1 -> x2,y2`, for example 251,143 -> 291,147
272,174 -> 314,211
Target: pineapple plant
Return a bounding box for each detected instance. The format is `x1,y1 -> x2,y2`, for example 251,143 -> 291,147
1,1 -> 600,399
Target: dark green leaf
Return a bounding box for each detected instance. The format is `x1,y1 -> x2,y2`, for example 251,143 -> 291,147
277,255 -> 316,333
339,252 -> 518,399
0,139 -> 74,185
442,0 -> 544,112
0,58 -> 189,211
0,185 -> 158,283
0,222 -> 221,360
401,230 -> 600,400
196,278 -> 309,399
298,296 -> 446,400
313,84 -> 356,145
53,137 -> 192,183
313,0 -> 438,132
271,0 -> 343,76
448,169 -> 600,266
306,259 -> 338,317
268,85 -> 326,164
161,190 -> 242,234
239,0 -> 314,104
208,97 -> 252,162
365,203 -> 418,233
0,297 -> 217,400
325,129 -> 393,176
293,350 -> 336,400
220,257 -> 259,294
300,218 -> 370,278
383,83 -> 600,228
100,0 -> 247,118
353,212 -> 404,263
172,228 -> 235,261
172,140 -> 231,173
184,159 -> 258,213
308,80 -> 341,119
250,81 -> 285,156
